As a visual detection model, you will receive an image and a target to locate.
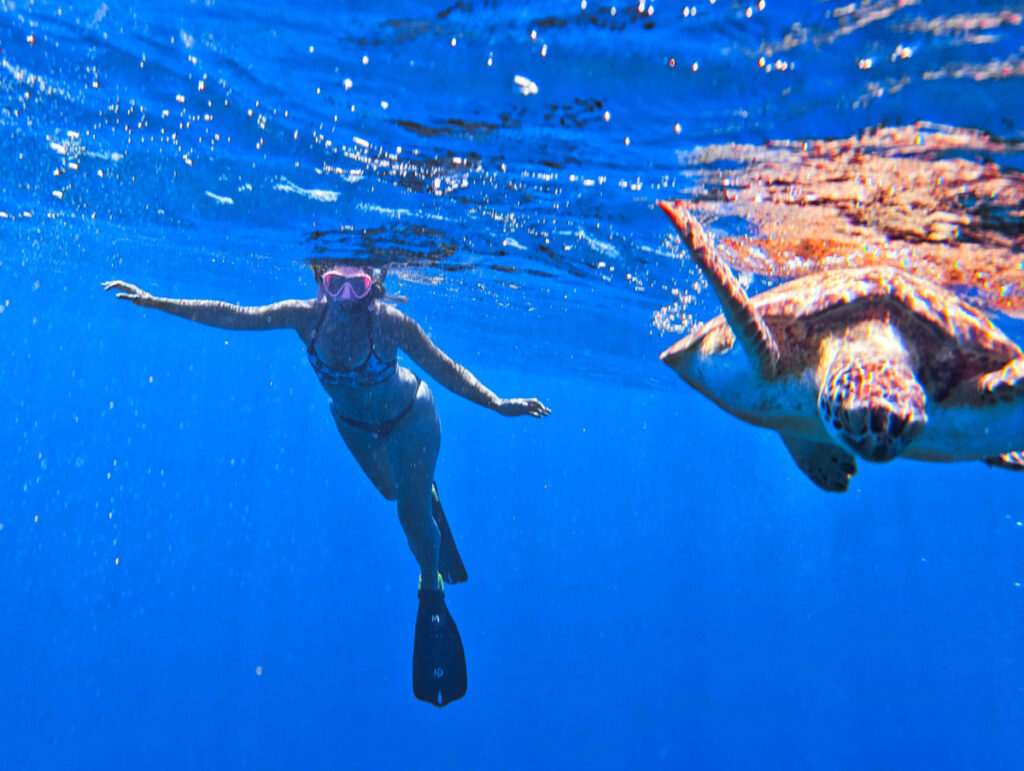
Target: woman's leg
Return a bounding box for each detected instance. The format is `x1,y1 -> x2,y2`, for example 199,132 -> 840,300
386,383 -> 442,588
330,402 -> 397,500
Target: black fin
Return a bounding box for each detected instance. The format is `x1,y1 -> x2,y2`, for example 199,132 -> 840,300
432,482 -> 468,584
413,589 -> 467,707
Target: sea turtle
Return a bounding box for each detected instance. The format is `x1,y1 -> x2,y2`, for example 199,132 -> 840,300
657,199 -> 1024,492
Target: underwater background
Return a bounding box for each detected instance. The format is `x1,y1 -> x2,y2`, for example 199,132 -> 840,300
2,0 -> 1023,768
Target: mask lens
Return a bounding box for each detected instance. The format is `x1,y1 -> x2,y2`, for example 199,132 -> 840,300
349,274 -> 372,298
323,272 -> 346,296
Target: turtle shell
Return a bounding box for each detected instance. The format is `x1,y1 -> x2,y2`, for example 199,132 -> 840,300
704,266 -> 1022,397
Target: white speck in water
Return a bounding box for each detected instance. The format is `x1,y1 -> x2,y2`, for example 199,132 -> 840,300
361,55 -> 369,65
204,191 -> 234,205
514,75 -> 539,96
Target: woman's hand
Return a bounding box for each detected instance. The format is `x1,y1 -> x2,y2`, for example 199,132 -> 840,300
103,280 -> 155,307
496,398 -> 551,418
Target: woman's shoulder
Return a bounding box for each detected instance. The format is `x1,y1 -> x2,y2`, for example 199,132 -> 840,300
373,300 -> 410,323
278,297 -> 323,337
283,296 -> 321,318
372,301 -> 420,340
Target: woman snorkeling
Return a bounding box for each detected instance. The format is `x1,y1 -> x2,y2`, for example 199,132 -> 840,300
103,263 -> 550,706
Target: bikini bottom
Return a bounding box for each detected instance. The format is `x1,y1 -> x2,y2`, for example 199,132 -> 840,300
331,379 -> 423,439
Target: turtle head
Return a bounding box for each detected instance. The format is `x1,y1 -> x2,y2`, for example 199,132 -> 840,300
661,318 -> 762,411
817,357 -> 927,463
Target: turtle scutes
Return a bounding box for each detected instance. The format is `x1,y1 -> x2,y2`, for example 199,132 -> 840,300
657,199 -> 1024,492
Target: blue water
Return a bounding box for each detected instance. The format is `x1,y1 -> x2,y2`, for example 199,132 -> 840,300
2,1 -> 1023,768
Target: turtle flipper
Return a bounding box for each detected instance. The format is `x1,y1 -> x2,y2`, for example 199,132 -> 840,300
818,353 -> 927,463
974,358 -> 1024,405
780,433 -> 857,492
658,200 -> 780,378
984,450 -> 1024,471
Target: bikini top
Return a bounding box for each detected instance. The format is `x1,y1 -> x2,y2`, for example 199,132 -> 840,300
306,304 -> 397,388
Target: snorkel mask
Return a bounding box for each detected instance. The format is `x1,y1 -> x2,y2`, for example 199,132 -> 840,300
313,263 -> 407,305
322,270 -> 373,301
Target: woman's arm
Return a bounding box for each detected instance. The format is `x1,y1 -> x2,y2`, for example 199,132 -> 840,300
103,280 -> 311,331
388,308 -> 550,418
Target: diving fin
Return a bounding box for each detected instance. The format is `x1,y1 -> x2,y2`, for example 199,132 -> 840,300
413,587 -> 467,707
432,482 -> 468,585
